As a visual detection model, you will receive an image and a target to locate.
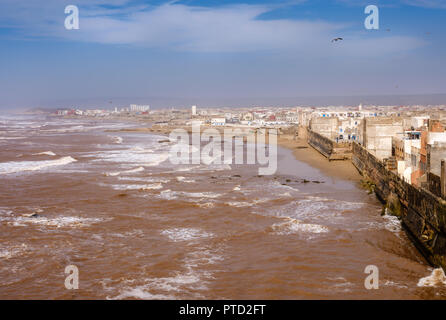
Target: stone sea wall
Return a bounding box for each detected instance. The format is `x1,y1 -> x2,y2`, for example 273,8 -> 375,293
307,129 -> 352,160
352,142 -> 446,270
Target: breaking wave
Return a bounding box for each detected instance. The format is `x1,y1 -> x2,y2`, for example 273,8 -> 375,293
105,167 -> 145,177
161,228 -> 214,242
0,156 -> 77,174
32,151 -> 56,156
417,268 -> 446,287
271,218 -> 329,236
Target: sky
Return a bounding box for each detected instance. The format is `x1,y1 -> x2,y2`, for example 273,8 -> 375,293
0,0 -> 445,110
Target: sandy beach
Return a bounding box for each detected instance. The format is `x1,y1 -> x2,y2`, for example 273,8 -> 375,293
276,135 -> 362,182
109,125 -> 363,183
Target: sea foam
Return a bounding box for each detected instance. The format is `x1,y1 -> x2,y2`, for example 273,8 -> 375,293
0,156 -> 77,174
417,268 -> 446,287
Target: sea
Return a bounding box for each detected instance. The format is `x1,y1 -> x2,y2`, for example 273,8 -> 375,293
0,114 -> 445,299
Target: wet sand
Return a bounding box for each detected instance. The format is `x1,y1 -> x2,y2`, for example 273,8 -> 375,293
276,135 -> 362,182
112,126 -> 362,183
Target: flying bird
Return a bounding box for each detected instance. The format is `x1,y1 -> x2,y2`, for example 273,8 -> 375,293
331,37 -> 343,42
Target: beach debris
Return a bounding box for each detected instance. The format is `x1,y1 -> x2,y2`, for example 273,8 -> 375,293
331,37 -> 343,42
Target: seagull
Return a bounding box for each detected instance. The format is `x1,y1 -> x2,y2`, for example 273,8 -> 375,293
331,37 -> 343,42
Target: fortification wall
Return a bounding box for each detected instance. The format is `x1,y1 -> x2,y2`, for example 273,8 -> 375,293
352,142 -> 446,269
307,129 -> 352,160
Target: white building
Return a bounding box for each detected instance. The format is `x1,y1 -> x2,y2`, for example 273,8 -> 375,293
191,105 -> 197,116
130,104 -> 150,112
211,118 -> 226,126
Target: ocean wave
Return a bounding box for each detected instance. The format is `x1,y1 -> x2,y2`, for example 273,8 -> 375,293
111,287 -> 176,300
32,151 -> 56,156
271,218 -> 329,236
382,212 -> 402,233
117,176 -> 170,183
109,136 -> 123,144
95,151 -> 169,167
110,246 -> 223,299
176,176 -> 196,183
158,190 -> 222,201
417,268 -> 446,287
225,201 -> 253,208
271,181 -> 300,192
109,183 -> 163,191
161,228 -> 214,242
383,280 -> 409,289
0,136 -> 26,140
174,165 -> 201,172
40,125 -> 85,133
196,202 -> 215,208
4,215 -> 103,228
0,156 -> 77,174
105,167 -> 145,177
0,243 -> 28,259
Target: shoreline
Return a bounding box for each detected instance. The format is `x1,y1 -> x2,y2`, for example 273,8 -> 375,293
111,124 -> 362,183
276,135 -> 362,182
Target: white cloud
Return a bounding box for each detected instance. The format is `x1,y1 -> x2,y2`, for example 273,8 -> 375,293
0,1 -> 427,55
403,0 -> 446,8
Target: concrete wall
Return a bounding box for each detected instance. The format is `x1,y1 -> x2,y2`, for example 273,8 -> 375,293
352,142 -> 446,270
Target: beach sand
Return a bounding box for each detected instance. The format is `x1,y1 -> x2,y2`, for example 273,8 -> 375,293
276,135 -> 362,182
111,126 -> 363,182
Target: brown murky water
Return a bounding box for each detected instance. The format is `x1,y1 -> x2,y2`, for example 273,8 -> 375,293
0,115 -> 445,299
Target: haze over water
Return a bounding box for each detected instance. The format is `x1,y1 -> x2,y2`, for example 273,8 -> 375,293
0,115 -> 445,299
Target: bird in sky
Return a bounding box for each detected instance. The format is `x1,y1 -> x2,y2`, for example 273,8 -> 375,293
331,37 -> 343,42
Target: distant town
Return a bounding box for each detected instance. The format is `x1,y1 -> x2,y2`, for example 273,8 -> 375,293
45,101 -> 446,187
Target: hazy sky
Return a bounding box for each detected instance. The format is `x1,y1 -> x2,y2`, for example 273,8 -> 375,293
0,0 -> 445,110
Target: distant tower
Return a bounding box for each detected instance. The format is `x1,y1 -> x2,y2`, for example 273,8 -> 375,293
191,105 -> 197,116
358,103 -> 362,111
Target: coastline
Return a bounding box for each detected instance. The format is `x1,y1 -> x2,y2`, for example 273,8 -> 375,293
276,135 -> 362,182
110,124 -> 362,183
